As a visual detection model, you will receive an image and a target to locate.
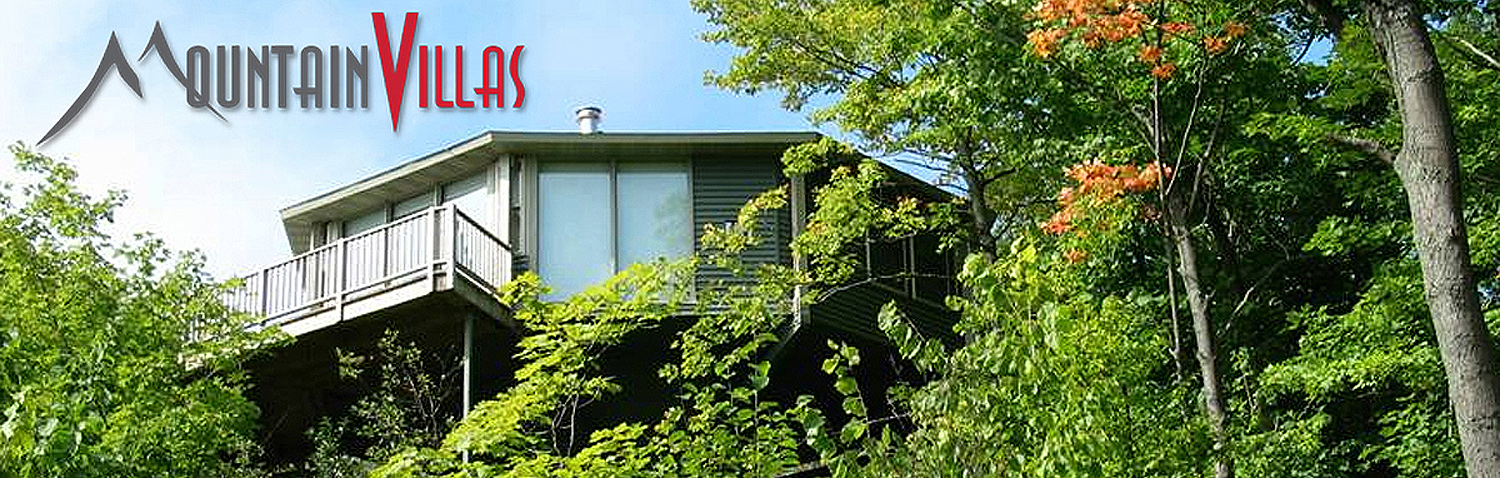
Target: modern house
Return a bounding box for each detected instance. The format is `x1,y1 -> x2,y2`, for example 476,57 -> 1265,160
229,111 -> 959,465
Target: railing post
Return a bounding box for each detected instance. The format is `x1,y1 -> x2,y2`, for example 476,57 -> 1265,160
382,219 -> 391,278
257,269 -> 269,316
335,239 -> 346,320
429,207 -> 441,292
451,205 -> 461,273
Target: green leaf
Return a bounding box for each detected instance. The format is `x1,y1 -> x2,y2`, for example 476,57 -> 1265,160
835,376 -> 858,396
841,397 -> 867,418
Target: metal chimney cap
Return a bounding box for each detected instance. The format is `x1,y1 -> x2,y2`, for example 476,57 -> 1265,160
574,106 -> 603,134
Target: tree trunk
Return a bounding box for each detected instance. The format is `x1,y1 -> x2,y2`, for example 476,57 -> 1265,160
1361,0 -> 1500,475
1166,190 -> 1234,478
957,158 -> 997,255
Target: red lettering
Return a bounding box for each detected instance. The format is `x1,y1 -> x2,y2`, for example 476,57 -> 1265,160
455,46 -> 474,108
510,45 -> 525,108
435,46 -> 454,108
372,12 -> 417,130
420,46 -> 429,108
475,46 -> 504,108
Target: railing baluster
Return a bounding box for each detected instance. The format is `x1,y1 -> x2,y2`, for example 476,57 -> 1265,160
226,205 -> 512,327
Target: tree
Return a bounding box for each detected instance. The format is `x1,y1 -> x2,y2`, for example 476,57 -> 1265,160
0,144 -> 283,477
354,1 -> 1500,475
1291,0 -> 1500,473
694,0 -> 1086,252
699,1 -> 1282,475
371,256 -> 812,477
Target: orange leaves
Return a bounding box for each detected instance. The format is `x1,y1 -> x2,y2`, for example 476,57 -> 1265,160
1202,21 -> 1246,56
1025,0 -> 1251,80
1042,160 -> 1171,237
1064,249 -> 1089,263
1150,62 -> 1178,79
1160,21 -> 1194,34
1082,7 -> 1150,44
1043,208 -> 1075,234
1032,0 -> 1152,49
1137,45 -> 1163,63
1203,36 -> 1228,55
1063,160 -> 1170,197
1028,28 -> 1068,57
1224,21 -> 1248,39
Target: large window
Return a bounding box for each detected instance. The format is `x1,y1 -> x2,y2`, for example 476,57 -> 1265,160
538,161 -> 690,299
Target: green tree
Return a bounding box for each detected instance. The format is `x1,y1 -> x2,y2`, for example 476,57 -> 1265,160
1295,0 -> 1500,473
694,0 -> 1085,252
1233,9 -> 1500,476
0,144 -> 282,477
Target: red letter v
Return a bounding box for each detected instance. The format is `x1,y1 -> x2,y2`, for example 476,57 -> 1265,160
373,12 -> 418,131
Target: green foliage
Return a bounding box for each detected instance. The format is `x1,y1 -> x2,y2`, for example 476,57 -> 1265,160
695,0 -> 1090,247
835,240 -> 1210,477
0,144 -> 284,477
357,3 -> 1500,475
371,256 -> 816,478
1246,260 -> 1465,477
297,331 -> 464,477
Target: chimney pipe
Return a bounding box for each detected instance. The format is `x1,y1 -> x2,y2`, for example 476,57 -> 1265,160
574,106 -> 603,134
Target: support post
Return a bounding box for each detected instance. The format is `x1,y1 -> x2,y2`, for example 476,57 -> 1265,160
462,313 -> 476,463
790,174 -> 808,330
429,207 -> 441,292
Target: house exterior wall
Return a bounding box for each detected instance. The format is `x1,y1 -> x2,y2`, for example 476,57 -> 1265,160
691,154 -> 789,290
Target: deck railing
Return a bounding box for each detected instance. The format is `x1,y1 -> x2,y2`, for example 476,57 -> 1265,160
224,205 -> 511,328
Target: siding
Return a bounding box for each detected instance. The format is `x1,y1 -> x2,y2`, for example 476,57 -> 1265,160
692,156 -> 787,289
689,154 -> 959,347
810,283 -> 960,345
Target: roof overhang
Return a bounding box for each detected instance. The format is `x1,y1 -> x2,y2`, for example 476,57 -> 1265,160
279,131 -> 824,253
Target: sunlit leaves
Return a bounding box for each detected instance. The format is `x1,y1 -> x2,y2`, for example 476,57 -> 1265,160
0,144 -> 281,477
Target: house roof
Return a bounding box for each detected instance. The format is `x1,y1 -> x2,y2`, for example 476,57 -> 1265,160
279,131 -> 824,253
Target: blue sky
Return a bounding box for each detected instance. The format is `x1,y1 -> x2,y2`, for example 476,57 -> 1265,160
1,1 -> 822,277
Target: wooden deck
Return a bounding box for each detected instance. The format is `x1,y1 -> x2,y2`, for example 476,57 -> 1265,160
224,205 -> 512,335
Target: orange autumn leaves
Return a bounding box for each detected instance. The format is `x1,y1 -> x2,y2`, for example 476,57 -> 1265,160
1043,161 -> 1171,262
1026,0 -> 1247,79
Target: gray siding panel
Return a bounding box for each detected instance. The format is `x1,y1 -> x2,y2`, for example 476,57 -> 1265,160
810,283 -> 959,345
693,156 -> 786,289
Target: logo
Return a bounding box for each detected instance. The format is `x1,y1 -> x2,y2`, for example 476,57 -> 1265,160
40,12 -> 525,145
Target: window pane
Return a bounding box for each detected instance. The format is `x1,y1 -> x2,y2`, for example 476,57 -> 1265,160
616,162 -> 691,268
539,162 -> 612,300
392,193 -> 433,220
443,172 -> 490,228
343,207 -> 385,238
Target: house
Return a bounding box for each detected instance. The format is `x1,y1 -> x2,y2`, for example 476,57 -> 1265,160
229,111 -> 959,465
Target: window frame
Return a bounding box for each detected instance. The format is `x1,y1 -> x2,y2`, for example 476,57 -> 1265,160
526,155 -> 695,299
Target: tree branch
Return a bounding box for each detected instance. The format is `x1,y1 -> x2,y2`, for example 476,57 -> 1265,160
1297,0 -> 1346,38
1435,30 -> 1500,73
1326,133 -> 1396,164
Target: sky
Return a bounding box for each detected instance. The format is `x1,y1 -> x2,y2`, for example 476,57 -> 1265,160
0,0 -> 822,278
